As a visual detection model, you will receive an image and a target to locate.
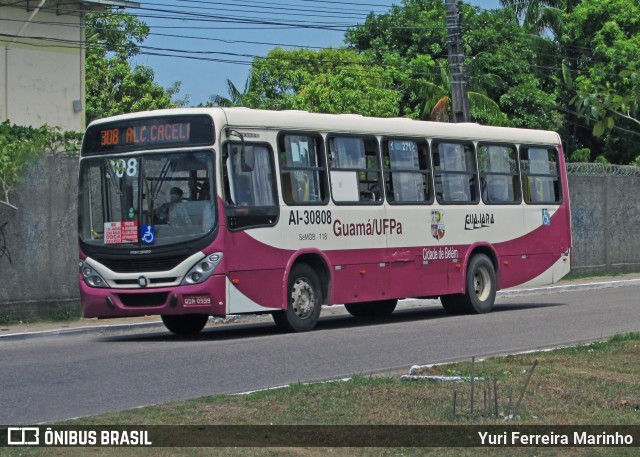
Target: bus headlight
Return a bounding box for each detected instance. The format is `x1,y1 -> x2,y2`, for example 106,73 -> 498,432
181,253 -> 223,285
79,260 -> 110,288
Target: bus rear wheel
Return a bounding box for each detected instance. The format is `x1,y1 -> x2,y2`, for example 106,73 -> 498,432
464,254 -> 496,314
441,254 -> 497,315
345,299 -> 398,318
161,314 -> 209,335
272,264 -> 322,332
440,295 -> 467,315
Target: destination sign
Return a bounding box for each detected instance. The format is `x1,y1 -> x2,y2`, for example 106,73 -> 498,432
100,123 -> 191,147
82,114 -> 215,155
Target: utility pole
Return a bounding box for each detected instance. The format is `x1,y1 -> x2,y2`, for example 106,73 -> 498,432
445,0 -> 471,122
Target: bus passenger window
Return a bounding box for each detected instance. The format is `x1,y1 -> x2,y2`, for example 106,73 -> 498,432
278,134 -> 327,205
329,136 -> 382,204
520,147 -> 561,204
383,139 -> 432,204
432,142 -> 478,204
478,144 -> 520,204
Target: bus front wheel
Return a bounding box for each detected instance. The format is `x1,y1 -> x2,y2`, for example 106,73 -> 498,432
345,299 -> 398,318
161,314 -> 209,335
273,264 -> 322,332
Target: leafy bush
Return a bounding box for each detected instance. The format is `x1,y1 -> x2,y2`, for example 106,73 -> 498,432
0,121 -> 81,209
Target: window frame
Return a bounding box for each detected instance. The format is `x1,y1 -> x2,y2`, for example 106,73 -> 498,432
381,136 -> 434,205
477,142 -> 522,205
276,131 -> 329,206
222,140 -> 280,231
431,140 -> 480,205
327,134 -> 383,206
519,145 -> 563,205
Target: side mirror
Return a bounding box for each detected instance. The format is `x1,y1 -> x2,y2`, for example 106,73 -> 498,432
226,128 -> 253,171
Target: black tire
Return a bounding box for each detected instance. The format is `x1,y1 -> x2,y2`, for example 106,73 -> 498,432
161,314 -> 209,335
272,264 -> 322,332
344,299 -> 398,318
440,294 -> 467,315
462,254 -> 497,314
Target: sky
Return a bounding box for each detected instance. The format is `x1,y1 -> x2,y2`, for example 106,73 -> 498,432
137,0 -> 504,107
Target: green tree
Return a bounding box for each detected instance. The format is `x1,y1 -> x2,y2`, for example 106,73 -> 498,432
345,1 -> 560,129
564,0 -> 640,163
292,65 -> 400,117
85,11 -> 185,124
201,76 -> 255,107
409,66 -> 506,125
499,0 -> 564,35
574,68 -> 640,137
244,48 -> 401,116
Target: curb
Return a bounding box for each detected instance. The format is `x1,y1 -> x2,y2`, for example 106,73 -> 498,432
1,278 -> 639,342
497,278 -> 640,297
0,321 -> 167,342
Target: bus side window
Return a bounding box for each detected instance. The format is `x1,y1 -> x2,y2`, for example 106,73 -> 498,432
520,147 -> 561,204
382,139 -> 431,204
278,134 -> 327,205
433,141 -> 478,204
478,144 -> 520,204
329,136 -> 382,204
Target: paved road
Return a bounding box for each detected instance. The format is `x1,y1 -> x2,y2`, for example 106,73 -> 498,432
1,284 -> 639,425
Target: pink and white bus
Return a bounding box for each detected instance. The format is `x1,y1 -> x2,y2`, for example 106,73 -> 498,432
78,108 -> 571,335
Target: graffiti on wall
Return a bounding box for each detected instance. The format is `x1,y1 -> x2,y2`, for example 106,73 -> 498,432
0,221 -> 11,264
571,205 -> 598,244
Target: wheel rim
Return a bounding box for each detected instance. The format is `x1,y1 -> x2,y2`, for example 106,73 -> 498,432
291,277 -> 315,319
474,265 -> 492,302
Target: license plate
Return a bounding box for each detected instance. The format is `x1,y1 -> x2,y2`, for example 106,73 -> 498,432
183,295 -> 211,305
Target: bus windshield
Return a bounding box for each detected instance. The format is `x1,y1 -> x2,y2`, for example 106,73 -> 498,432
78,150 -> 216,247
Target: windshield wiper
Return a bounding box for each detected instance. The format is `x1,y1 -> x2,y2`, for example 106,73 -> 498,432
151,160 -> 175,201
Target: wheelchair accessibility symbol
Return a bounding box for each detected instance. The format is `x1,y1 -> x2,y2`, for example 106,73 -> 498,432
542,208 -> 551,226
141,225 -> 155,245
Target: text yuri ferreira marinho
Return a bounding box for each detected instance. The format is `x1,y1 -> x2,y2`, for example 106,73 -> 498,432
479,430 -> 634,446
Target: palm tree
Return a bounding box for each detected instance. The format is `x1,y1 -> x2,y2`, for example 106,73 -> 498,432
410,66 -> 505,125
499,0 -> 564,36
206,73 -> 254,107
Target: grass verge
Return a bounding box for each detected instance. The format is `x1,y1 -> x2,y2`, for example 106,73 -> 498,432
4,334 -> 640,457
0,308 -> 81,326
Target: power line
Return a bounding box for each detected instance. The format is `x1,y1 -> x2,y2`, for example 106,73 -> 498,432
150,0 -> 385,18
0,31 -> 450,71
133,5 -> 362,24
3,2 -> 633,104
0,24 -> 620,81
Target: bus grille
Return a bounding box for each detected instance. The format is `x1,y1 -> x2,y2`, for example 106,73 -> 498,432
99,255 -> 191,273
117,292 -> 169,307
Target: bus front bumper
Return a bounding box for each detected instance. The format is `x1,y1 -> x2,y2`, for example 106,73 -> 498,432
80,274 -> 227,318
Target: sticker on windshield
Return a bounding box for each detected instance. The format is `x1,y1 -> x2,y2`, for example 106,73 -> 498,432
109,158 -> 139,178
140,225 -> 155,245
104,221 -> 139,244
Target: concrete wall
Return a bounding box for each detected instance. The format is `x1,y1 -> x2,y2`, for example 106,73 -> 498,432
569,175 -> 640,275
1,2 -> 85,132
0,158 -> 639,319
0,157 -> 79,319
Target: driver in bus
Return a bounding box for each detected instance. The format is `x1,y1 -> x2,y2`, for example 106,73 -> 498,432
155,187 -> 192,226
